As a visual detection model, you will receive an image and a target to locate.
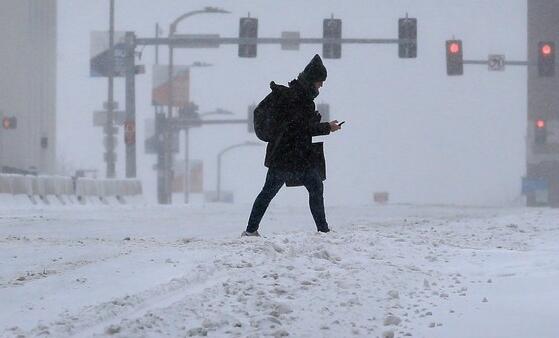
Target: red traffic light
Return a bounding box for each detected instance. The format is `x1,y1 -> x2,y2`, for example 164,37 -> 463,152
2,116 -> 17,129
541,44 -> 553,56
536,119 -> 546,128
449,42 -> 460,54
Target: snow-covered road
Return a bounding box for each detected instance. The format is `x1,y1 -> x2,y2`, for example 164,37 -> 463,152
1,204 -> 558,338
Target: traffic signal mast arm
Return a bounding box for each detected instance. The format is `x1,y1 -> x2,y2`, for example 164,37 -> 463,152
135,36 -> 404,47
167,117 -> 249,131
446,38 -> 553,74
463,59 -> 531,66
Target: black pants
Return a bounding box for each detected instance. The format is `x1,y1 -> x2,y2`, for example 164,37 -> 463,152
246,167 -> 329,232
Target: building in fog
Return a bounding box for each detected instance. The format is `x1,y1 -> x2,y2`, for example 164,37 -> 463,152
526,0 -> 559,207
0,0 -> 57,174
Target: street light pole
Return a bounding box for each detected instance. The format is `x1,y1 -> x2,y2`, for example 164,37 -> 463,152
161,7 -> 229,204
216,142 -> 261,202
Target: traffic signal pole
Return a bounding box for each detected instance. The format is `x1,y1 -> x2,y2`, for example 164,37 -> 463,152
124,32 -> 137,178
526,0 -> 559,207
163,42 -> 174,205
105,0 -> 116,178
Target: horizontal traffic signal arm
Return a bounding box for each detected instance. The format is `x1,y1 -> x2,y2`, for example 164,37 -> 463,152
445,40 -> 540,76
136,37 -> 402,46
167,118 -> 249,131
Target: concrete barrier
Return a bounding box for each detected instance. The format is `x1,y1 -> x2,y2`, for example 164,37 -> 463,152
0,175 -> 36,206
12,175 -> 33,196
0,174 -> 14,206
58,176 -> 75,204
76,178 -> 100,204
1,175 -> 143,206
0,174 -> 13,194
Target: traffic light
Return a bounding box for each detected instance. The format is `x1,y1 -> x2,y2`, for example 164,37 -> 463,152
535,119 -> 547,145
398,17 -> 417,58
239,17 -> 258,58
538,41 -> 555,77
2,117 -> 17,129
323,18 -> 342,59
446,40 -> 463,76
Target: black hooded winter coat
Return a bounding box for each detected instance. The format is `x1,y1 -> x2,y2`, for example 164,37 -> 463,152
264,79 -> 331,171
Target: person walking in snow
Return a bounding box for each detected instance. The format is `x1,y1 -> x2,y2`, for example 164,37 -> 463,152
242,54 -> 342,236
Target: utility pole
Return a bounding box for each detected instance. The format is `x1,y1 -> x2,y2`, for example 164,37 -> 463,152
105,0 -> 116,178
153,22 -> 168,204
526,0 -> 559,207
163,33 -> 175,204
124,31 -> 137,178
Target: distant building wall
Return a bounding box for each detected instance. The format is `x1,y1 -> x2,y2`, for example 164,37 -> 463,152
527,0 -> 559,206
0,0 -> 57,174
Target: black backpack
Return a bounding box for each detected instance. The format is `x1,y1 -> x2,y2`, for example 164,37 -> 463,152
253,82 -> 289,142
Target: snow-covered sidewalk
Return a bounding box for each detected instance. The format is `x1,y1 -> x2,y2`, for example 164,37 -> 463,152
1,204 -> 558,338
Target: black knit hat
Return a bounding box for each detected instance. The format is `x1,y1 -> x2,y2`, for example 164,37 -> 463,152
301,54 -> 327,83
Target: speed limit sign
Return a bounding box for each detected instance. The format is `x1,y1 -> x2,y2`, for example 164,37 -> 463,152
488,54 -> 505,71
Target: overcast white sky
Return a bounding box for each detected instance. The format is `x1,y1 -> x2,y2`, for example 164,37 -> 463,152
56,0 -> 527,206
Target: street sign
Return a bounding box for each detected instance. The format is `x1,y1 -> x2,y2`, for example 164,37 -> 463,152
488,54 -> 505,71
90,31 -> 130,77
172,34 -> 220,48
93,110 -> 126,126
152,65 -> 190,107
281,31 -> 300,50
522,177 -> 548,193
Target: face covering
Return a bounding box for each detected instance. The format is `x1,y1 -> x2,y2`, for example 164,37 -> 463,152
297,73 -> 320,99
